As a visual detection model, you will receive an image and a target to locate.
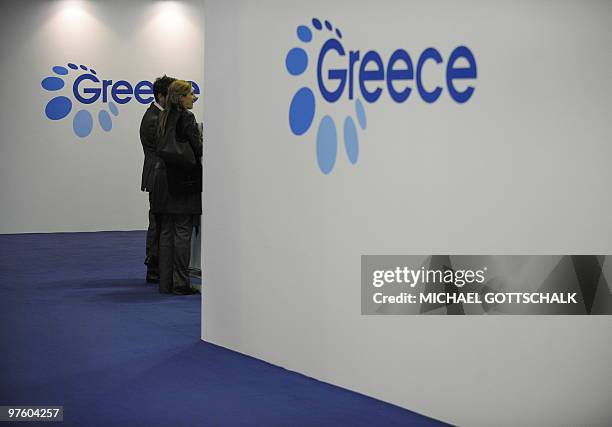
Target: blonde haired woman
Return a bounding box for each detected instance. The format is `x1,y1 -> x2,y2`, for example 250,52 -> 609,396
151,80 -> 202,295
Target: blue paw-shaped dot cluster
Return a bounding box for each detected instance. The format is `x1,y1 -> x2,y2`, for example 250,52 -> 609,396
41,63 -> 119,138
286,18 -> 366,174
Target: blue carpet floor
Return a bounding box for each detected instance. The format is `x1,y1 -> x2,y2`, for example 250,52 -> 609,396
0,231 -> 449,427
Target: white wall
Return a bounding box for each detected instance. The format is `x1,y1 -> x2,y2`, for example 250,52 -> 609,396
202,1 -> 612,426
0,0 -> 204,233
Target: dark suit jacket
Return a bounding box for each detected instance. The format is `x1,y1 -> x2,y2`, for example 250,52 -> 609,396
150,107 -> 203,215
165,108 -> 203,195
139,103 -> 162,192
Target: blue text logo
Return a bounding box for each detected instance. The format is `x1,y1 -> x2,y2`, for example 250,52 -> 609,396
41,63 -> 201,139
285,18 -> 477,174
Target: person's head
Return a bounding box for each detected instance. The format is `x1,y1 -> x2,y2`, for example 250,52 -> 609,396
166,80 -> 198,110
153,75 -> 176,107
158,80 -> 198,135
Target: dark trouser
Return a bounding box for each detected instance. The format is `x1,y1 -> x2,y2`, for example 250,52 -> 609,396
158,214 -> 193,293
145,194 -> 159,277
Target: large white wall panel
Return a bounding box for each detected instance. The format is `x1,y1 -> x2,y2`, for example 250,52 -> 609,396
0,0 -> 204,233
202,1 -> 612,426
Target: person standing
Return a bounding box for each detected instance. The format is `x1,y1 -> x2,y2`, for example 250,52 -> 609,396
151,80 -> 202,295
139,75 -> 176,283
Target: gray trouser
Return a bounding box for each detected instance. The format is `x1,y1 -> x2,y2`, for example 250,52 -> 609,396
145,200 -> 159,274
158,214 -> 193,293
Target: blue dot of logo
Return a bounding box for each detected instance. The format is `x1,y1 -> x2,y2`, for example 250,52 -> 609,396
73,110 -> 93,138
98,110 -> 112,132
289,87 -> 316,136
41,77 -> 64,91
325,20 -> 332,31
45,96 -> 72,120
355,99 -> 367,130
52,66 -> 68,75
316,115 -> 337,174
286,48 -> 308,76
312,18 -> 322,30
68,63 -> 78,70
108,101 -> 119,116
344,116 -> 359,165
297,25 -> 312,42
336,28 -> 343,39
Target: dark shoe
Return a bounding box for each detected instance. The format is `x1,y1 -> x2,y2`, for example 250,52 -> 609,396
146,271 -> 160,283
172,287 -> 198,295
159,286 -> 172,294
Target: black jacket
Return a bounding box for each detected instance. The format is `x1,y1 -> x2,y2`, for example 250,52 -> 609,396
150,107 -> 203,215
139,103 -> 161,192
164,108 -> 203,195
